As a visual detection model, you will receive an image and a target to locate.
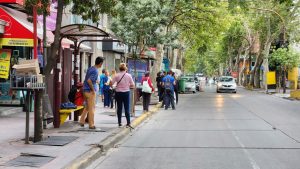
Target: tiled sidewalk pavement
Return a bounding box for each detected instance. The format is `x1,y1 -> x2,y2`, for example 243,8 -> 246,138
0,103 -> 144,169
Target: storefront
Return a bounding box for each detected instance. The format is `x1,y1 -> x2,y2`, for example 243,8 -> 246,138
0,5 -> 45,105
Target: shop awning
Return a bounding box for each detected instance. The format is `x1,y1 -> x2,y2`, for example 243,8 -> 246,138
0,5 -> 49,47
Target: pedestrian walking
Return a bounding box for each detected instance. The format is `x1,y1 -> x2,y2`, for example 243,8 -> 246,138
172,72 -> 179,105
162,71 -> 176,110
141,72 -> 154,112
80,57 -> 104,129
99,69 -> 106,102
103,71 -> 111,108
110,63 -> 135,128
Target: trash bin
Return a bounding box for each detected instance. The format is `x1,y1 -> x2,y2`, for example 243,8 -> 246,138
179,79 -> 186,93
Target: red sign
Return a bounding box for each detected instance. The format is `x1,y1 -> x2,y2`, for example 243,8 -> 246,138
0,7 -> 33,39
231,72 -> 238,78
0,0 -> 24,5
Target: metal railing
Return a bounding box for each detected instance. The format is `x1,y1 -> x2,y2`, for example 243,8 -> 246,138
10,74 -> 45,90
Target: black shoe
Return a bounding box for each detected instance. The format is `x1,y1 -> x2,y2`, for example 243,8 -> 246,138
172,108 -> 176,110
126,124 -> 134,129
118,123 -> 122,127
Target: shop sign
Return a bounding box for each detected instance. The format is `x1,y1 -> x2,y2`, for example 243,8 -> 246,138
231,72 -> 238,78
0,38 -> 33,47
0,49 -> 12,79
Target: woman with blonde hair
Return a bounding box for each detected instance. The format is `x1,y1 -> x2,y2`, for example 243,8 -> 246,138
110,63 -> 135,128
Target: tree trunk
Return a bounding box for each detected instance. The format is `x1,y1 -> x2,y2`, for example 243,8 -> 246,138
44,0 -> 64,78
177,47 -> 183,70
239,49 -> 249,86
254,59 -> 263,88
262,41 -> 272,90
172,48 -> 178,69
151,44 -> 164,89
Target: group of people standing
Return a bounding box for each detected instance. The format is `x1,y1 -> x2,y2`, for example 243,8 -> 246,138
78,57 -> 134,129
140,70 -> 179,112
74,57 -> 178,130
156,71 -> 179,110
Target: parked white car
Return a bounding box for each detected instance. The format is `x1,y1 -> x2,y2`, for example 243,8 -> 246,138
181,76 -> 196,93
216,76 -> 237,93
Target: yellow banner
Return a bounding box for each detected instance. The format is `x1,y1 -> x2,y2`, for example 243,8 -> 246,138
267,71 -> 276,85
0,49 -> 12,79
288,67 -> 298,81
0,38 -> 33,47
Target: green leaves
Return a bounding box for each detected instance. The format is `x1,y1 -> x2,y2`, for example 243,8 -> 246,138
111,0 -> 181,55
269,47 -> 300,71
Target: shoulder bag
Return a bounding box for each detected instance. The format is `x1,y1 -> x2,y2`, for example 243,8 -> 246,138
142,78 -> 152,93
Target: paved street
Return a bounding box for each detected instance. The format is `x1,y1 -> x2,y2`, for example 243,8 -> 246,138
87,86 -> 300,169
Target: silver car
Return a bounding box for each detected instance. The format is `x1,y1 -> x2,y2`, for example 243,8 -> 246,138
216,76 -> 237,93
182,76 -> 196,93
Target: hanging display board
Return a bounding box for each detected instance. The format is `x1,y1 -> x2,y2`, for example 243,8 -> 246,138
0,49 -> 11,79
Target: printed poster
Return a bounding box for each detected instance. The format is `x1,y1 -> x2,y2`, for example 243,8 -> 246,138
0,49 -> 12,79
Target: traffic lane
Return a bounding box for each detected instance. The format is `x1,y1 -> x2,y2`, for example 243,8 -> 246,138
205,86 -> 300,142
141,119 -> 273,131
92,88 -> 300,169
96,148 -> 300,169
121,130 -> 300,149
227,87 -> 300,142
97,148 -> 257,169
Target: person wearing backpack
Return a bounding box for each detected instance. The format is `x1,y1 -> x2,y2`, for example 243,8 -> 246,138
162,71 -> 176,110
141,72 -> 154,112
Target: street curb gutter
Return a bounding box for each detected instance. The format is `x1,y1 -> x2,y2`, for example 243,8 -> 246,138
64,103 -> 162,169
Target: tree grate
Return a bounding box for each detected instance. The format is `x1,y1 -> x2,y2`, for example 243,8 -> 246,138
5,153 -> 54,167
33,136 -> 78,146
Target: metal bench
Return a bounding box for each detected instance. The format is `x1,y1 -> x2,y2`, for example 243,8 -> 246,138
59,106 -> 84,125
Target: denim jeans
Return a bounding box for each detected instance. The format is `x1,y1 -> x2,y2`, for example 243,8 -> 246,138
103,89 -> 111,107
164,90 -> 175,109
115,91 -> 130,125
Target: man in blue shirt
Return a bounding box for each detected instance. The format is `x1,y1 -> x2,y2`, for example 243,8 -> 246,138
162,71 -> 176,110
80,57 -> 104,129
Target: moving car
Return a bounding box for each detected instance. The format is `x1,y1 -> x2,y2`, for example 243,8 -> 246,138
216,76 -> 237,93
181,76 -> 197,93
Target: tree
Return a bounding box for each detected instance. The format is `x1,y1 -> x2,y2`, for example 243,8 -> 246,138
24,0 -> 129,77
269,47 -> 300,92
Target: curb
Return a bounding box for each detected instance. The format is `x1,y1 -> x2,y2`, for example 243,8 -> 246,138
64,103 -> 162,169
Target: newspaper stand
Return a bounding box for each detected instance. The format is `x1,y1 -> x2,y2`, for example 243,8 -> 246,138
10,74 -> 45,144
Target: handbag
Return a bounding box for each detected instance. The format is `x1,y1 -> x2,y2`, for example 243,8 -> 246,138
142,78 -> 152,93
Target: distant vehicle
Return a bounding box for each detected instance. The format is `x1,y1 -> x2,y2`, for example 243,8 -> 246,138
181,76 -> 197,93
216,76 -> 237,93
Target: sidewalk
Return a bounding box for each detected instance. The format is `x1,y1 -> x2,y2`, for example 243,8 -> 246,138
0,97 -> 158,169
242,86 -> 296,100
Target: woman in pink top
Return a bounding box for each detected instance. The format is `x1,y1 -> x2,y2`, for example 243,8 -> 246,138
141,72 -> 154,112
110,63 -> 135,128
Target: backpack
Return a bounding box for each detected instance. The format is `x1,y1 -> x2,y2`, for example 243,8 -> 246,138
164,77 -> 172,91
68,85 -> 77,103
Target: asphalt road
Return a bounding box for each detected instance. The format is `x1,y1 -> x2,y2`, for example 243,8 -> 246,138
87,86 -> 300,169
